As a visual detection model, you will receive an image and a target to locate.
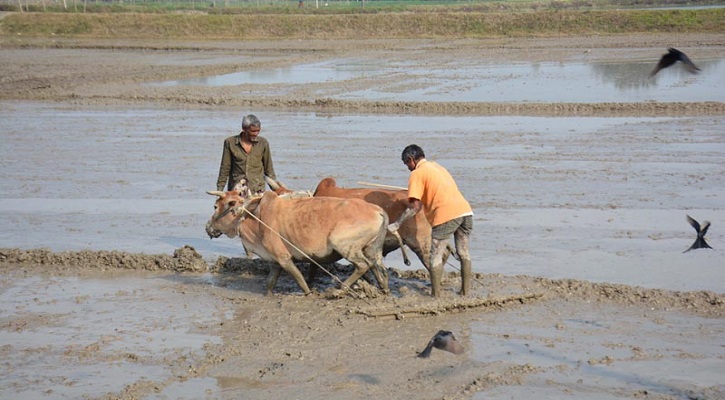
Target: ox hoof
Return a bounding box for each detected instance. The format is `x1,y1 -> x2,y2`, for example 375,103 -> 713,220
324,288 -> 348,300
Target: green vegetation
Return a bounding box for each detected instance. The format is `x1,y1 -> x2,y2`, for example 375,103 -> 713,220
1,7 -> 722,39
1,0 -> 723,14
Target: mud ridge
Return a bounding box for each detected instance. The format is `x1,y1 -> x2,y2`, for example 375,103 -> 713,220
2,247 -> 722,317
0,246 -> 208,272
535,276 -> 724,317
91,96 -> 725,117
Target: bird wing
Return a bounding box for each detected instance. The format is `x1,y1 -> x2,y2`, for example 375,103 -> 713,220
417,340 -> 435,358
440,338 -> 465,355
649,60 -> 666,77
650,52 -> 676,77
686,215 -> 701,233
700,221 -> 711,237
676,51 -> 701,73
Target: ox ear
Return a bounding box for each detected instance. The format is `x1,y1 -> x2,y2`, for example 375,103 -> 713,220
243,196 -> 263,213
207,190 -> 226,197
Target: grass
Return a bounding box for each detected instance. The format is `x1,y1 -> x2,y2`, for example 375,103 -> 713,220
0,7 -> 722,39
3,0 -> 723,14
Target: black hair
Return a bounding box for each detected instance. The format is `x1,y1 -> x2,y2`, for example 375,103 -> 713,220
401,144 -> 425,163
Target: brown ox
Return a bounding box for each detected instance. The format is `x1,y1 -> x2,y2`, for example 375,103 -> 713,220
205,189 -> 389,295
314,177 -> 450,275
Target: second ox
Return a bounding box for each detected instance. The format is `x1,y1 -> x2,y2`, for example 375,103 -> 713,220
205,189 -> 390,295
313,177 -> 452,276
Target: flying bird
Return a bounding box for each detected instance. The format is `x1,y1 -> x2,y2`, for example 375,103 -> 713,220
650,48 -> 701,77
417,330 -> 464,358
684,215 -> 713,253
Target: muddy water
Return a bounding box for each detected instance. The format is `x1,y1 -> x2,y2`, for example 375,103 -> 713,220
0,103 -> 725,291
2,262 -> 721,400
152,58 -> 725,103
0,270 -> 230,399
1,102 -> 723,292
471,301 -> 725,399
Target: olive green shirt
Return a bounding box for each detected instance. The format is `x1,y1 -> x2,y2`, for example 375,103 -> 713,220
216,134 -> 277,193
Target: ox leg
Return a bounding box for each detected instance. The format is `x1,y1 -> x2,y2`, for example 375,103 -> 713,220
370,258 -> 389,294
410,245 -> 431,273
306,263 -> 319,284
429,238 -> 449,298
366,253 -> 390,294
364,224 -> 390,294
454,230 -> 472,296
339,259 -> 369,292
265,264 -> 282,295
244,245 -> 254,260
276,258 -> 312,295
339,248 -> 384,292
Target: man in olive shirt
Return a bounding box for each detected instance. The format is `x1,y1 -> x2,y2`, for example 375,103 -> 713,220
388,144 -> 474,297
216,114 -> 278,195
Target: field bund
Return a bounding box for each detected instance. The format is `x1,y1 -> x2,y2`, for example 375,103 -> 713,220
1,8 -> 724,39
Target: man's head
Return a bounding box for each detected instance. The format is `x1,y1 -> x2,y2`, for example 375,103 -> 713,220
401,144 -> 425,171
241,114 -> 261,143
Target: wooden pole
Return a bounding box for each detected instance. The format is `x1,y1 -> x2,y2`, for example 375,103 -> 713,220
356,181 -> 407,191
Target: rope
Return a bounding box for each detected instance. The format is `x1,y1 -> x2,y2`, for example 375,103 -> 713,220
235,204 -> 375,305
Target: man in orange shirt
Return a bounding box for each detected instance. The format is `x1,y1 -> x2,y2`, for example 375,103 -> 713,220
388,144 -> 473,297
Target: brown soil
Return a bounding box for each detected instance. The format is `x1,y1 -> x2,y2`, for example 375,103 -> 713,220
1,34 -> 724,115
1,244 -> 723,399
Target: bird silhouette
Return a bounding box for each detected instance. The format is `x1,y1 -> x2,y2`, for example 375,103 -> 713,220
417,330 -> 464,358
684,215 -> 713,253
650,48 -> 701,77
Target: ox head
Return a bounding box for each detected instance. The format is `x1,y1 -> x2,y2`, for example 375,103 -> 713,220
205,189 -> 249,239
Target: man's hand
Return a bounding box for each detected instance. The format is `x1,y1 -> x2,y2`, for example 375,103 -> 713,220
387,222 -> 400,233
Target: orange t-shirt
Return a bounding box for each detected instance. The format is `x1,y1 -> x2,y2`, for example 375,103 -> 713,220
408,159 -> 473,227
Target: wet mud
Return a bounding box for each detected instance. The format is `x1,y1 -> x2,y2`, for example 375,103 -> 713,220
1,247 -> 723,399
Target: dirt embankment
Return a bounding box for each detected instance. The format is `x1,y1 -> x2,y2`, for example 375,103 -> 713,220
2,247 -> 722,318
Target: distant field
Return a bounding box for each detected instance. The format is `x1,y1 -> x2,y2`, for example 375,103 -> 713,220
1,8 -> 723,39
1,0 -> 723,14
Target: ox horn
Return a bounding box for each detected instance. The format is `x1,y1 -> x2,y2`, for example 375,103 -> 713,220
264,175 -> 281,190
206,190 -> 226,197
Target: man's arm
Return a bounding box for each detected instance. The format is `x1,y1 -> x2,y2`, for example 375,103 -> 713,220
388,198 -> 422,232
216,141 -> 231,191
262,142 -> 276,183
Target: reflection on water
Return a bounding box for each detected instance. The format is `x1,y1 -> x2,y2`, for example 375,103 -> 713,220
151,57 -> 725,103
589,59 -> 721,91
337,58 -> 724,103
590,61 -> 658,90
153,59 -> 383,86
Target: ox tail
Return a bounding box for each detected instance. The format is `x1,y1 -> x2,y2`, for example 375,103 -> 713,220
391,230 -> 411,266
